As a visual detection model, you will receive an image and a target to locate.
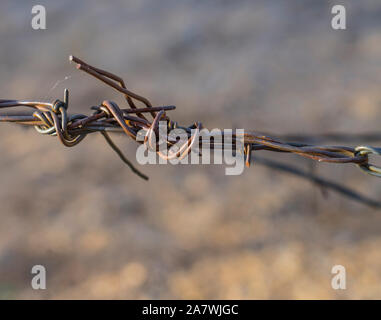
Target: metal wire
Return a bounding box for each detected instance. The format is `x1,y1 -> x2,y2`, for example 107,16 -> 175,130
0,55 -> 380,182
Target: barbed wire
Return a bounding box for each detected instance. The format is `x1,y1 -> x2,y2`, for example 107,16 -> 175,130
0,56 -> 380,206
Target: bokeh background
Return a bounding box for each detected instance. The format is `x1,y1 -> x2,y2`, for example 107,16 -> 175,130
0,0 -> 381,299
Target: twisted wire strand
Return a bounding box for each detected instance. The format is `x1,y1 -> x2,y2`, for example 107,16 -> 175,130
0,55 -> 380,184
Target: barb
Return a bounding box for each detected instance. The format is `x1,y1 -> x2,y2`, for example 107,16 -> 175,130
0,56 -> 380,188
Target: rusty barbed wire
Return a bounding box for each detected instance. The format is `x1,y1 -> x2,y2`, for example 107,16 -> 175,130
0,55 -> 380,186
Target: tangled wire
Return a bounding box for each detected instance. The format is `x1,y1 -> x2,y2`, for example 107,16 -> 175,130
0,55 -> 380,185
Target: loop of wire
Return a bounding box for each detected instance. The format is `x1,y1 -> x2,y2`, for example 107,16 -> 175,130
355,146 -> 381,177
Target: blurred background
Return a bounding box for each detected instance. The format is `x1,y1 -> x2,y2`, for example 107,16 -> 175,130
0,0 -> 381,299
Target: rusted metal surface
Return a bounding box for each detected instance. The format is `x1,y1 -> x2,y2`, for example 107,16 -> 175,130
0,56 -> 380,181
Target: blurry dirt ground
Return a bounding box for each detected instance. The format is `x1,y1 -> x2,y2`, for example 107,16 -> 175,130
0,0 -> 381,299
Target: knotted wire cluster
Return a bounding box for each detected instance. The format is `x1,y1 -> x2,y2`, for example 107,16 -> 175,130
0,55 -> 380,181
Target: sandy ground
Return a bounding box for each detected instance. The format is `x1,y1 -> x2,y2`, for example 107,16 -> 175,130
0,0 -> 381,299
